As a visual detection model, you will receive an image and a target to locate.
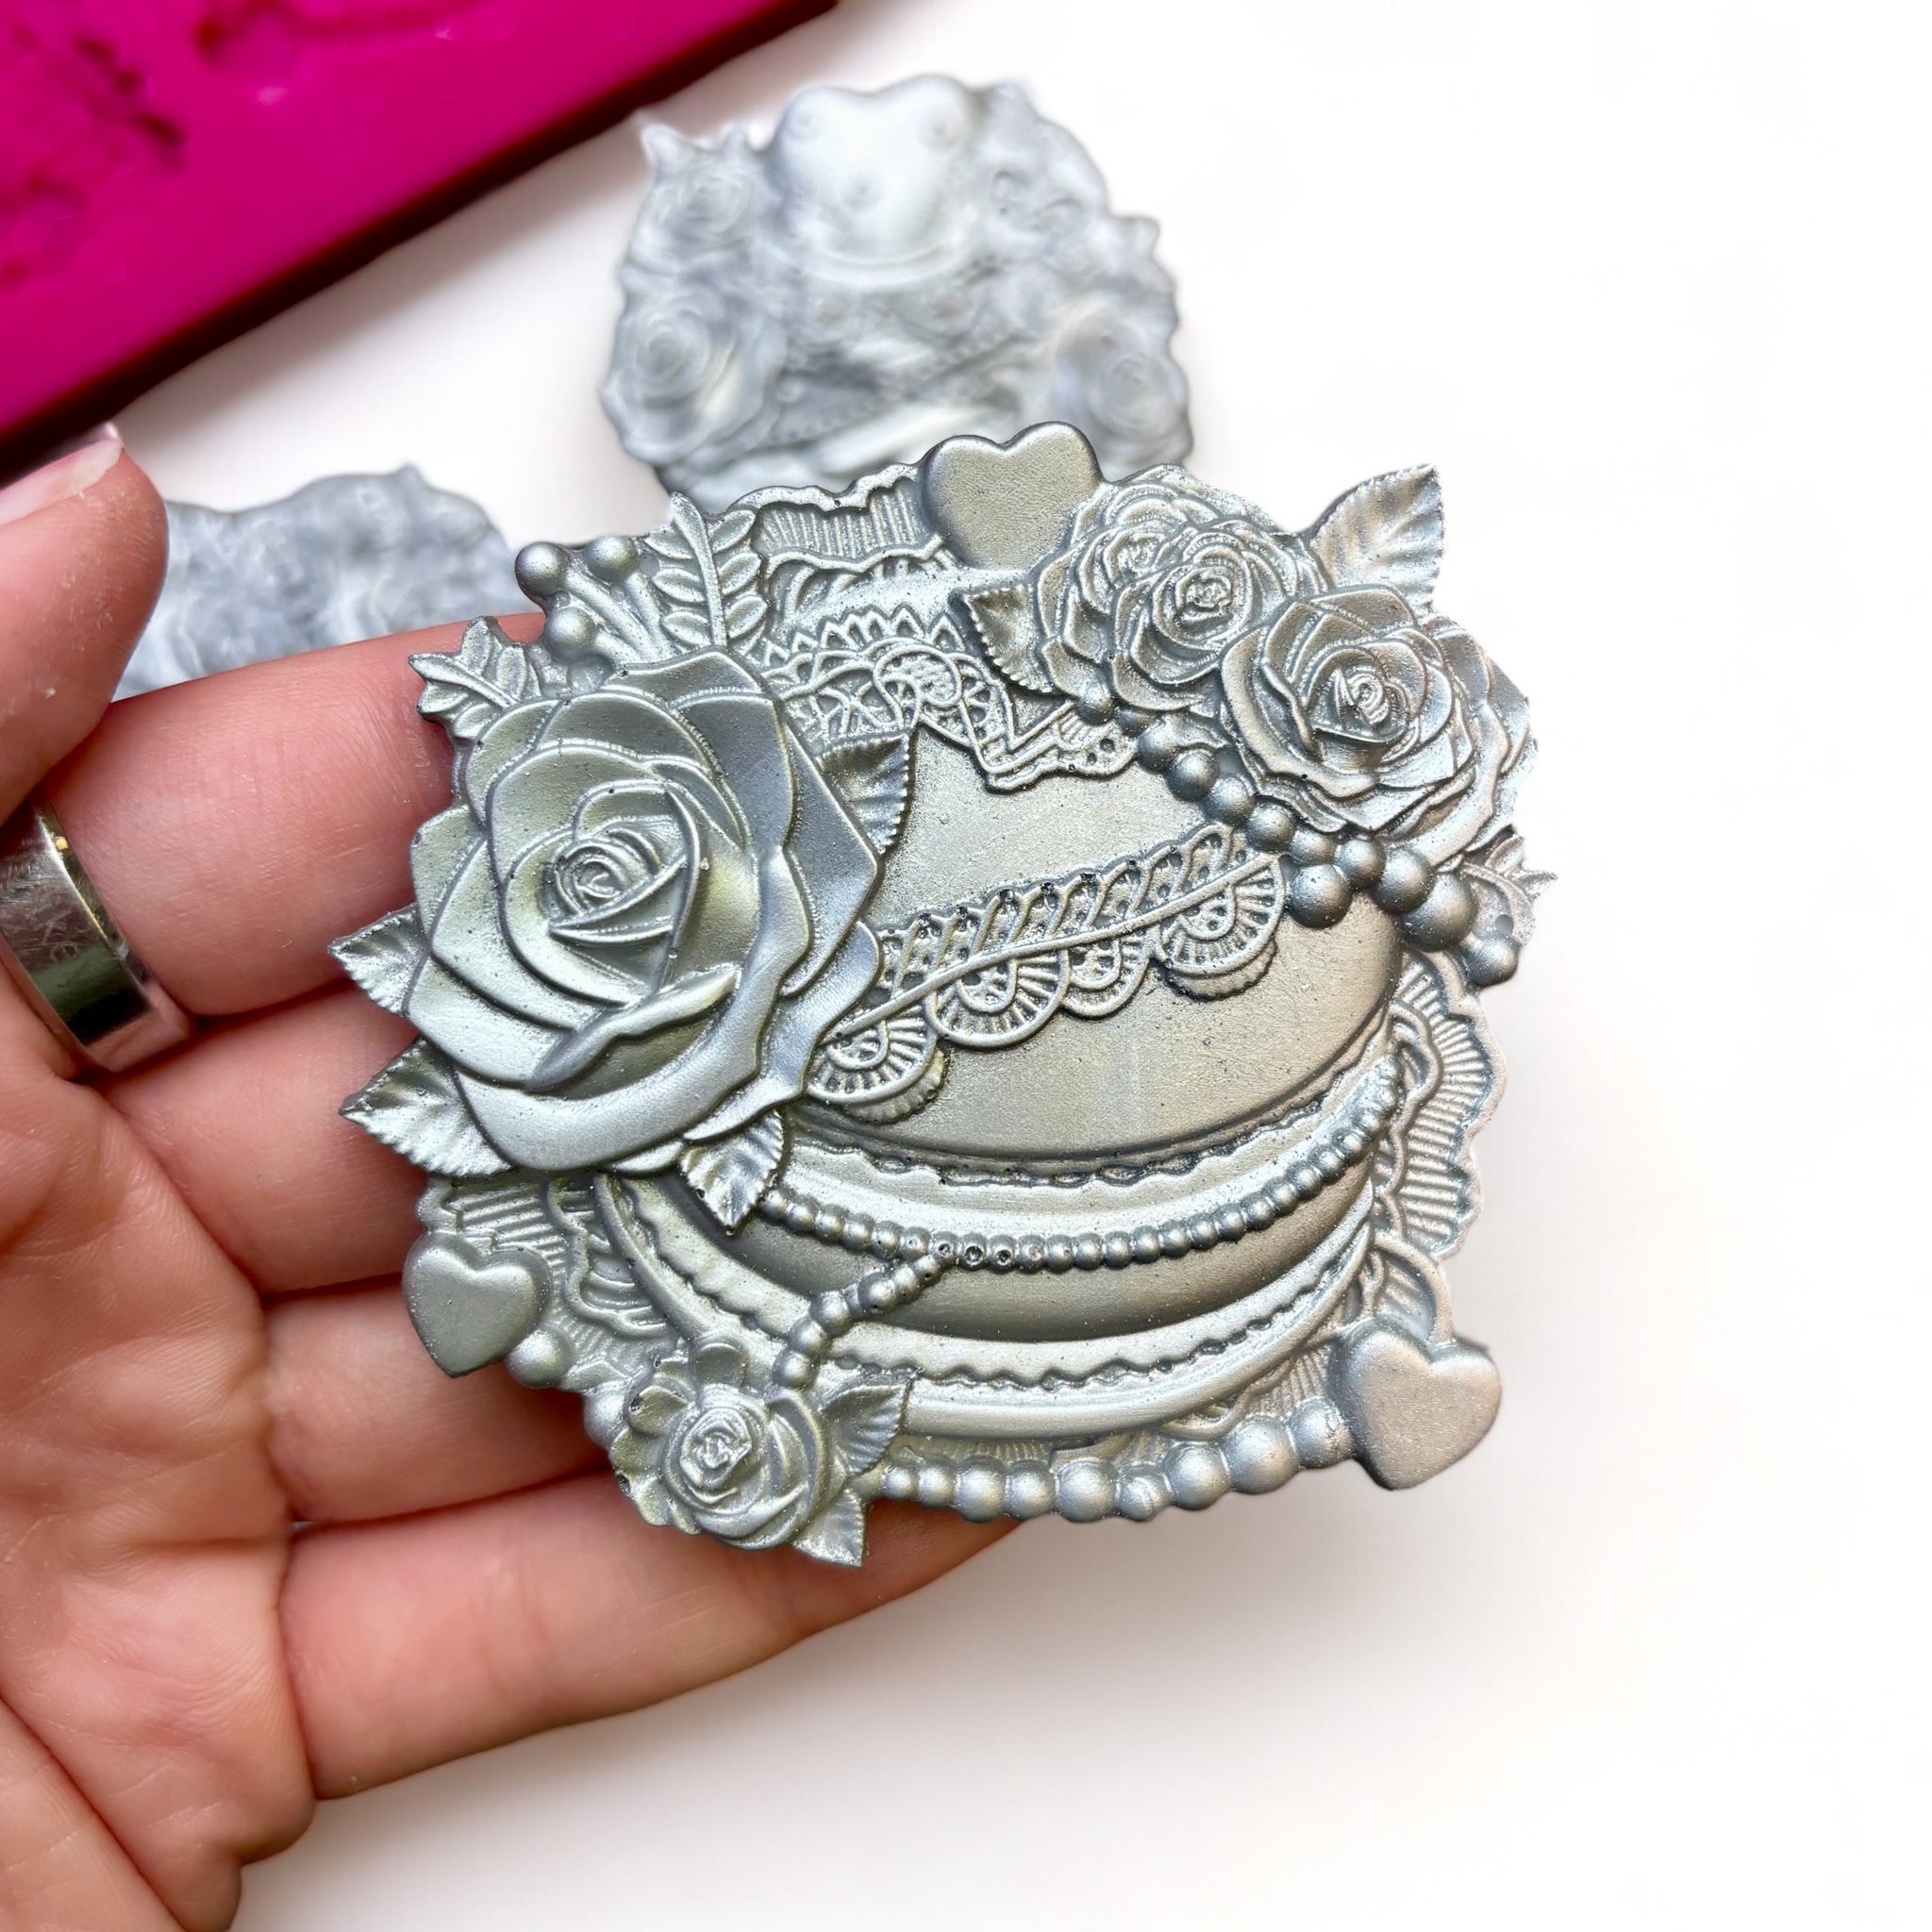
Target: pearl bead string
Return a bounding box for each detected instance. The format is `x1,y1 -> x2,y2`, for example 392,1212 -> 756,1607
1076,692 -> 1518,986
768,1062 -> 1399,1390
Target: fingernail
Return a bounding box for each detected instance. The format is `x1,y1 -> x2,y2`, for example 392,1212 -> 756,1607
0,429 -> 125,530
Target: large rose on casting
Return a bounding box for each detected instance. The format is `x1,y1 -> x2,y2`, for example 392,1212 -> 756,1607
403,651 -> 880,1172
1035,477 -> 1314,711
1223,586 -> 1532,861
616,1340 -> 825,1550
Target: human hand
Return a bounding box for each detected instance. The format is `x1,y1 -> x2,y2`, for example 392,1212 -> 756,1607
0,441 -> 1005,1930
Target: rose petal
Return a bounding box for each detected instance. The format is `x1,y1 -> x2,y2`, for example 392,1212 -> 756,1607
544,814 -> 689,942
1404,646 -> 1530,861
673,690 -> 797,853
1040,631 -> 1098,698
622,650 -> 769,710
1109,652 -> 1194,712
456,841 -> 812,1169
693,1480 -> 815,1549
577,761 -> 743,848
405,955 -> 569,1083
1062,603 -> 1112,666
490,744 -> 702,1005
525,960 -> 742,1091
409,804 -> 481,927
628,1471 -> 678,1528
1357,639 -> 1435,718
427,841 -> 591,1028
776,724 -> 877,995
1124,617 -> 1226,691
693,1337 -> 747,1389
1382,718 -> 1470,790
1150,530 -> 1278,645
608,1136 -> 686,1174
1034,548 -> 1075,650
1327,777 -> 1423,830
658,805 -> 761,988
460,700 -> 553,819
489,742 -> 675,890
1319,585 -> 1417,634
691,921 -> 879,1140
1224,631 -> 1323,776
500,822 -> 665,1008
535,684 -> 706,765
625,1383 -> 687,1436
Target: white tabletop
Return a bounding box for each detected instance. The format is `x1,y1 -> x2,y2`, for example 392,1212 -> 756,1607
122,2 -> 1925,1925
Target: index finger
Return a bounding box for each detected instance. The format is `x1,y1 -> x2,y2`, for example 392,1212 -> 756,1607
44,620 -> 533,1016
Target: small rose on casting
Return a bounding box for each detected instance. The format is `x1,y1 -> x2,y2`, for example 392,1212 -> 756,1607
617,1340 -> 824,1549
637,132 -> 767,257
612,1340 -> 907,1559
402,651 -> 880,1172
602,283 -> 780,466
1223,586 -> 1532,860
1035,476 -> 1314,711
1048,311 -> 1192,480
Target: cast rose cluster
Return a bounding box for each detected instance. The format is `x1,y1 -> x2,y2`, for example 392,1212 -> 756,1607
1035,477 -> 1530,860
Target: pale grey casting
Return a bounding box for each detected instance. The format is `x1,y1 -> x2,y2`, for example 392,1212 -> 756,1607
337,425 -> 1541,1565
602,77 -> 1191,511
120,467 -> 524,696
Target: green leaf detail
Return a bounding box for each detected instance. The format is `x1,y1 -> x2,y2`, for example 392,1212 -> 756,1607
820,1380 -> 908,1477
962,583 -> 1057,694
654,566 -> 706,603
709,508 -> 755,549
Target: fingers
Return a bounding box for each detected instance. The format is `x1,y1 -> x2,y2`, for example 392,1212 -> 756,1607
48,628 -> 449,1017
107,985 -> 422,1294
44,620 -> 537,1017
265,1286 -> 598,1523
0,438 -> 166,819
283,1477 -> 1008,1796
0,1701 -> 182,1932
0,1058 -> 312,1932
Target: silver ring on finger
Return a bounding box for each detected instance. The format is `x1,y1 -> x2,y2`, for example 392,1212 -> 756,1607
0,796 -> 191,1074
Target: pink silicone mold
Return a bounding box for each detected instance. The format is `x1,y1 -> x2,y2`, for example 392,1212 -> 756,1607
0,0 -> 824,470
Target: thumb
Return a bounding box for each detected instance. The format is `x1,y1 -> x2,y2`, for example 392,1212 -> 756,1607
0,435 -> 168,818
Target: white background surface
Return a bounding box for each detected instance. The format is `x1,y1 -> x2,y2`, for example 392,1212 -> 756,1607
120,2 -> 1928,1926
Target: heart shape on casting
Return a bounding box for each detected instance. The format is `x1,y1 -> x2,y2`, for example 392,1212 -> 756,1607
921,422 -> 1103,571
403,1234 -> 547,1377
1338,1325 -> 1502,1490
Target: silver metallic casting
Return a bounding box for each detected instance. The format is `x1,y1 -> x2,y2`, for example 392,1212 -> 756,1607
0,799 -> 191,1071
337,425 -> 1541,1564
120,467 -> 525,695
602,77 -> 1192,510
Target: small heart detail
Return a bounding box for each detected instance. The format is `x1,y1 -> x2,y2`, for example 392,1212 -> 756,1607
921,423 -> 1103,570
1337,1325 -> 1502,1490
404,1234 -> 547,1376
